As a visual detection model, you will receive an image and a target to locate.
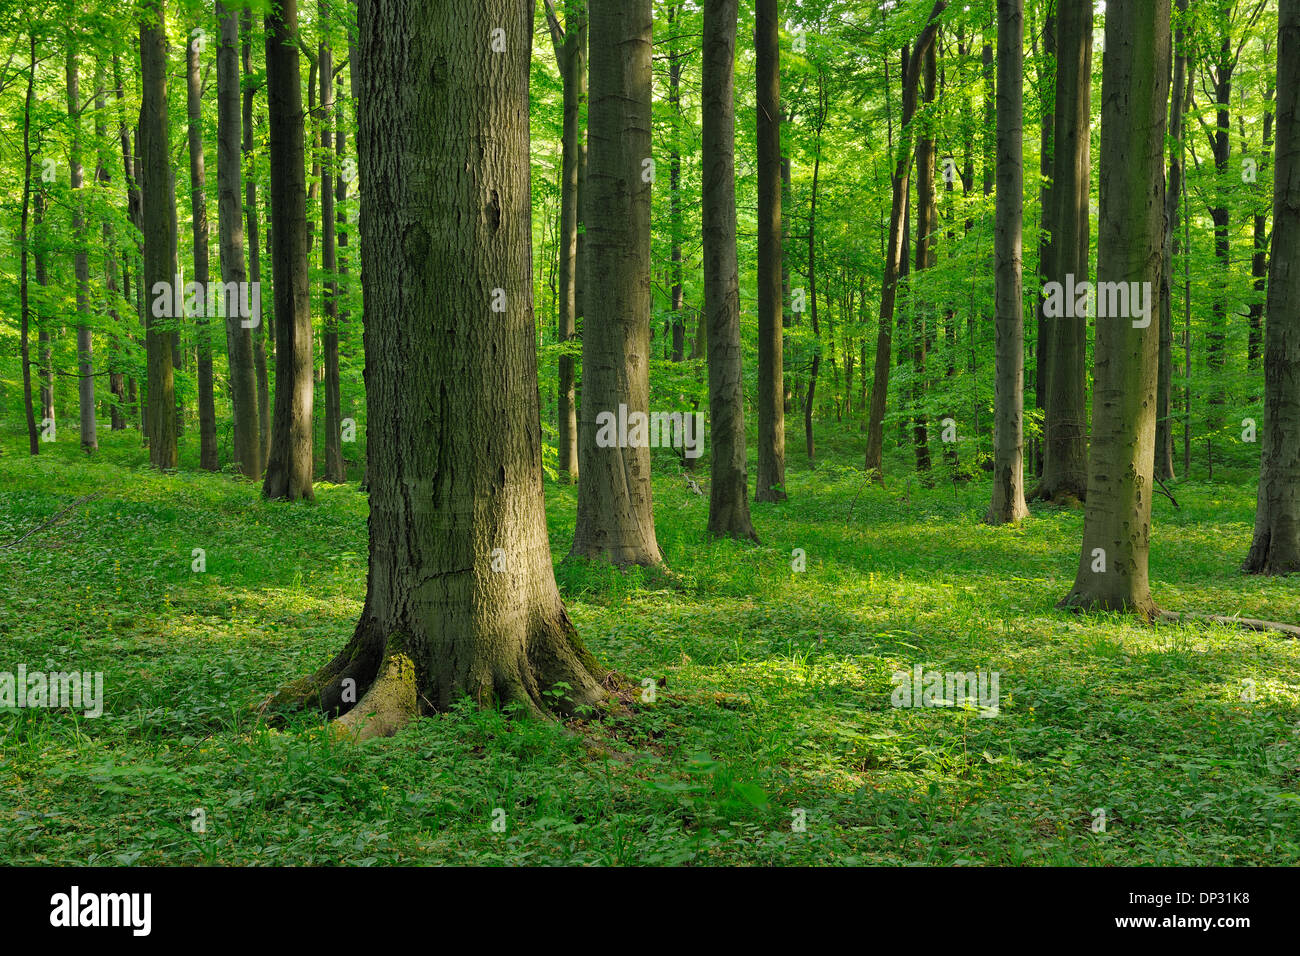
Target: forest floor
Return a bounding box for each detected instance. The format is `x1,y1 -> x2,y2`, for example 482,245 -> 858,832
1,425 -> 1298,865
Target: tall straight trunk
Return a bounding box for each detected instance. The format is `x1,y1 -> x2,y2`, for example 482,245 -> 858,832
1247,92 -> 1273,377
36,190 -> 53,425
1034,0 -> 1091,502
571,0 -> 662,567
218,1 -> 261,477
702,0 -> 757,541
265,0 -> 605,738
1206,34 -> 1232,422
1033,4 -> 1055,477
865,0 -> 947,479
113,53 -> 143,431
986,0 -> 1029,524
1060,0 -> 1170,616
545,0 -> 585,484
667,4 -> 686,365
141,1 -> 178,467
1245,0 -> 1300,574
187,31 -> 218,470
19,34 -> 39,455
912,42 -> 936,477
1156,0 -> 1188,481
320,11 -> 345,484
262,0 -> 315,500
68,49 -> 98,453
756,0 -> 786,502
243,9 -> 271,469
805,77 -> 826,463
96,68 -> 127,432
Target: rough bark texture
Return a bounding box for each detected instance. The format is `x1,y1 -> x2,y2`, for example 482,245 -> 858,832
986,0 -> 1029,525
1034,0 -> 1091,503
217,1 -> 262,478
571,0 -> 662,566
262,0 -> 315,501
702,0 -> 757,541
755,0 -> 786,503
265,0 -> 605,737
140,1 -> 178,468
1060,0 -> 1170,617
1245,0 -> 1300,575
187,32 -> 218,471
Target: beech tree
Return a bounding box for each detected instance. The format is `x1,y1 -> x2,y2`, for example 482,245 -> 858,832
1245,0 -> 1300,574
266,0 -> 605,738
187,26 -> 218,471
1060,0 -> 1170,616
571,0 -> 662,566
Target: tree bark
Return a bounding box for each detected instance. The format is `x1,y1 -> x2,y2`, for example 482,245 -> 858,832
1060,0 -> 1170,617
756,0 -> 786,502
187,30 -> 218,471
262,0 -> 315,500
703,0 -> 758,541
571,0 -> 662,566
320,7 -> 345,484
1156,0 -> 1188,482
1244,0 -> 1300,575
986,0 -> 1029,524
141,0 -> 179,468
1034,0 -> 1091,502
68,49 -> 98,453
265,0 -> 605,737
244,8 -> 271,471
19,34 -> 39,456
217,1 -> 262,478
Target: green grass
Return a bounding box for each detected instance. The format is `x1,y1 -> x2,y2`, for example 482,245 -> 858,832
1,424 -> 1297,865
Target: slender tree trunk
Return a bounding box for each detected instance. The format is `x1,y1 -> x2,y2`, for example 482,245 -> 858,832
265,0 -> 605,737
702,0 -> 757,541
19,34 -> 39,455
912,42 -> 936,478
217,1 -> 262,478
756,0 -> 786,502
1156,0 -> 1188,482
1034,0 -> 1091,502
243,9 -> 271,470
986,0 -> 1029,524
320,9 -> 345,484
1033,3 -> 1055,478
865,0 -> 947,479
571,0 -> 662,567
187,31 -> 218,470
141,1 -> 178,467
68,49 -> 98,453
1060,0 -> 1170,616
805,76 -> 826,464
1244,0 -> 1300,574
36,190 -> 53,426
667,5 -> 686,365
262,0 -> 315,500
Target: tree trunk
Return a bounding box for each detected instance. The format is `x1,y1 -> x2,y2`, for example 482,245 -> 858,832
320,10 -> 345,484
912,42 -> 936,478
262,0 -> 315,500
141,1 -> 179,468
756,0 -> 786,502
1244,0 -> 1300,575
1034,0 -> 1091,502
1156,0 -> 1188,482
1032,4 -> 1055,478
571,0 -> 662,567
703,0 -> 758,541
187,31 -> 218,471
1060,0 -> 1170,617
217,1 -> 262,478
265,0 -> 605,738
865,0 -> 946,479
986,0 -> 1029,525
68,49 -> 98,453
19,34 -> 39,456
244,9 -> 271,471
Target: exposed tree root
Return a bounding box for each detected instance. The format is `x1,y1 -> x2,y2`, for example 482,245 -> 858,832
331,650 -> 418,742
1158,610 -> 1300,639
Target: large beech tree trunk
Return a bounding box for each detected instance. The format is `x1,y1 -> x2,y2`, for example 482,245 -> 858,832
986,0 -> 1029,524
262,0 -> 315,500
571,0 -> 662,566
1034,0 -> 1091,503
187,30 -> 218,471
243,10 -> 271,469
1060,0 -> 1170,617
265,0 -> 605,738
140,1 -> 178,467
217,1 -> 261,478
1245,0 -> 1300,575
755,0 -> 786,503
702,0 -> 757,541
